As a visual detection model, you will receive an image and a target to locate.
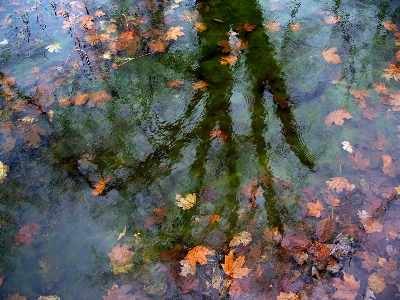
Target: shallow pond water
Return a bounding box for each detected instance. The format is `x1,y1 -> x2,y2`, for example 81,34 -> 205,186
0,0 -> 400,299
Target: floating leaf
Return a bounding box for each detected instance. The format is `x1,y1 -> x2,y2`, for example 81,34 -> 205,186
93,178 -> 111,196
326,177 -> 353,193
229,231 -> 252,247
322,47 -> 341,64
175,193 -> 196,210
341,141 -> 353,153
264,21 -> 281,32
332,272 -> 360,300
167,79 -> 184,88
237,22 -> 255,33
307,200 -> 324,218
221,251 -> 252,278
166,26 -> 184,40
13,222 -> 40,247
210,128 -> 228,142
185,245 -> 214,267
220,55 -> 237,66
192,81 -> 209,92
116,226 -> 126,241
325,109 -> 352,126
108,244 -> 134,265
0,161 -> 9,183
46,43 -> 61,53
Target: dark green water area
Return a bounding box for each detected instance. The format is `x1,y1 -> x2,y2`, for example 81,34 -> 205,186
0,0 -> 400,299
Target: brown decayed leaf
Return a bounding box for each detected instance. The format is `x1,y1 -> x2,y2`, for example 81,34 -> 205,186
373,82 -> 388,94
332,272 -> 360,300
325,194 -> 340,207
316,218 -> 336,242
264,226 -> 282,244
192,81 -> 209,92
308,241 -> 331,261
16,122 -> 47,148
87,90 -> 113,108
237,22 -> 255,33
166,26 -> 184,40
13,221 -> 40,247
326,177 -> 353,193
348,150 -> 370,170
265,21 -> 281,32
322,47 -> 341,64
360,218 -> 383,233
382,154 -> 398,177
148,39 -> 167,53
325,109 -> 352,126
363,107 -> 378,120
217,40 -> 231,53
281,235 -> 312,252
92,177 -> 111,196
166,79 -> 184,88
6,294 -> 27,300
368,272 -> 386,294
221,251 -> 252,278
307,200 -> 324,218
377,257 -> 398,284
276,291 -> 299,300
229,231 -> 252,247
355,251 -> 380,272
185,245 -> 214,267
108,244 -> 134,265
102,284 -> 137,300
324,16 -> 340,24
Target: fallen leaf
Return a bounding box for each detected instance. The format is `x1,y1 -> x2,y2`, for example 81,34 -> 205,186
175,193 -> 196,210
95,10 -> 106,17
281,235 -> 312,252
289,23 -> 302,31
210,128 -> 228,142
382,20 -> 398,31
356,251 -> 380,272
307,200 -> 324,218
229,231 -> 252,247
363,108 -> 378,120
373,82 -> 388,94
264,21 -> 281,32
195,22 -> 207,31
6,294 -> 27,300
116,226 -> 126,241
348,150 -> 370,170
360,218 -> 383,233
325,109 -> 352,126
92,178 -> 111,196
276,291 -> 299,300
209,214 -> 220,224
0,161 -> 9,183
166,79 -> 184,88
185,245 -> 214,268
148,39 -> 167,53
71,91 -> 89,105
324,16 -> 341,24
322,47 -> 341,64
341,141 -> 353,153
13,221 -> 41,247
220,55 -> 237,66
316,218 -> 336,242
308,241 -> 331,261
108,244 -> 134,265
377,257 -> 398,284
166,26 -> 184,40
192,81 -> 209,92
180,258 -> 196,276
222,250 -> 252,278
87,90 -> 113,108
102,284 -> 136,300
325,194 -> 340,207
237,22 -> 255,33
326,177 -> 353,193
368,272 -> 386,294
332,272 -> 360,300
46,43 -> 61,53
382,154 -> 398,177
383,63 -> 400,81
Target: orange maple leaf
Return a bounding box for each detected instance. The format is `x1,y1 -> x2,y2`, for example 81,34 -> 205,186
307,200 -> 324,218
220,55 -> 237,66
185,245 -> 214,268
348,150 -> 370,170
71,91 -> 89,105
108,244 -> 134,265
166,26 -> 184,40
87,90 -> 113,108
237,22 -> 255,33
323,16 -> 340,24
325,109 -> 352,126
210,128 -> 228,142
276,291 -> 299,300
326,177 -> 353,193
382,20 -> 398,31
332,272 -> 360,300
192,80 -> 209,92
221,251 -> 252,278
93,177 -> 111,196
195,22 -> 207,32
322,47 -> 341,64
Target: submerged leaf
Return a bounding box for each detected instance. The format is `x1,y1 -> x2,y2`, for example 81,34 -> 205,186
185,245 -> 214,267
92,178 -> 111,196
221,251 -> 252,278
175,193 -> 196,209
46,43 -> 61,53
229,231 -> 252,247
108,244 -> 134,265
325,109 -> 352,126
322,47 -> 341,64
332,272 -> 360,300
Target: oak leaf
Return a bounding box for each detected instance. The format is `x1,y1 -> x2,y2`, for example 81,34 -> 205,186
325,109 -> 352,126
108,244 -> 134,265
229,231 -> 252,247
175,193 -> 196,209
332,272 -> 360,300
166,26 -> 184,40
307,200 -> 324,218
185,245 -> 214,267
382,154 -> 398,177
92,178 -> 111,196
322,47 -> 341,64
222,251 -> 252,278
326,177 -> 353,193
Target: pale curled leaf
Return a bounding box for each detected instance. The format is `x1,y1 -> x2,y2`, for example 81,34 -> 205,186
175,193 -> 196,210
341,141 -> 353,153
229,231 -> 252,247
46,43 -> 61,53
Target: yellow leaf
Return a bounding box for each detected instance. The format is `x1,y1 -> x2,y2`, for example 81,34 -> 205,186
166,26 -> 184,40
175,193 -> 196,210
222,251 -> 252,278
117,226 -> 126,241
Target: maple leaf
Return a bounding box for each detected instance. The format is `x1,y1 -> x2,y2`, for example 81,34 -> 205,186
222,251 -> 252,278
167,79 -> 184,88
148,39 -> 167,53
46,43 -> 61,53
175,193 -> 196,209
229,231 -> 252,247
195,22 -> 207,32
322,47 -> 341,64
180,258 -> 197,276
289,23 -> 301,31
192,81 -> 209,92
373,82 -> 388,94
13,221 -> 40,247
348,150 -> 370,170
209,213 -> 220,224
332,272 -> 360,300
316,217 -> 336,242
71,91 -> 89,105
185,245 -> 214,268
0,161 -> 9,183
355,251 -> 380,272
377,257 -> 398,284
383,63 -> 400,81
363,108 -> 378,120
95,10 -> 106,17
309,241 -> 331,261
108,244 -> 134,265
264,21 -> 281,32
368,272 -> 386,294
77,15 -> 94,30
166,26 -> 184,40
102,284 -> 136,300
6,294 -> 27,300
87,90 -> 113,108
307,200 -> 324,218
326,177 -> 353,193
276,291 -> 300,300
237,22 -> 255,33
360,218 -> 383,233
324,16 -> 341,24
325,109 -> 352,126
220,55 -> 237,66
16,122 -> 47,148
382,154 -> 398,177
382,20 -> 398,31
92,178 -> 111,196
210,128 -> 228,142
